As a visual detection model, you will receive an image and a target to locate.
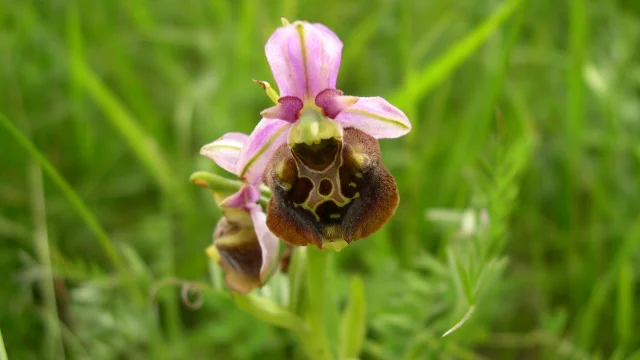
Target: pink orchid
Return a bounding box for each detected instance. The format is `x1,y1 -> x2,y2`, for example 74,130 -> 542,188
235,20 -> 412,183
200,133 -> 279,293
225,19 -> 411,249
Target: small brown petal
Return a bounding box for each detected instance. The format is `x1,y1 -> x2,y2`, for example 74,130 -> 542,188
211,216 -> 262,294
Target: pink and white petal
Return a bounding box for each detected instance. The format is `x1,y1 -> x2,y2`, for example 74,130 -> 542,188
200,132 -> 249,173
315,88 -> 358,119
219,184 -> 261,210
248,204 -> 279,283
236,118 -> 290,184
334,96 -> 412,138
260,96 -> 303,123
265,21 -> 343,100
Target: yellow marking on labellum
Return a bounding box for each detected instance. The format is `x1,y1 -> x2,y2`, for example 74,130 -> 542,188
329,214 -> 341,219
349,182 -> 357,187
276,160 -> 287,178
351,151 -> 367,168
355,172 -> 363,178
294,202 -> 321,222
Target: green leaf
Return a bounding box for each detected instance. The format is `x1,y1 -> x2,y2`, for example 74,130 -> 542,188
446,248 -> 475,306
389,0 -> 522,107
339,276 -> 367,359
76,64 -> 192,214
0,113 -> 126,275
232,293 -> 309,333
442,306 -> 476,338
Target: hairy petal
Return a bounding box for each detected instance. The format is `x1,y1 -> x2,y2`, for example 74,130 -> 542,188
263,128 -> 400,248
265,21 -> 343,99
260,96 -> 303,123
334,97 -> 412,138
200,132 -> 249,173
248,203 -> 279,283
315,88 -> 358,119
220,184 -> 261,210
209,216 -> 262,294
236,118 -> 290,184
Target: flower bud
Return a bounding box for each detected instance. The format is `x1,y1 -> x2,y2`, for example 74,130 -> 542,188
207,215 -> 263,294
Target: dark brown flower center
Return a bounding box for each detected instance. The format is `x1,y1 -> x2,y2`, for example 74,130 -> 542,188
263,127 -> 399,248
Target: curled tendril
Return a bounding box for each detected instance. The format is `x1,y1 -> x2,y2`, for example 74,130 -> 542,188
149,278 -> 215,310
180,283 -> 204,310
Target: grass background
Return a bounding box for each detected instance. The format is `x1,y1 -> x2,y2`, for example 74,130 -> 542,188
1,0 -> 640,359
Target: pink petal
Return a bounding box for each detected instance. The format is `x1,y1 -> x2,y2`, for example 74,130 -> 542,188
315,88 -> 358,119
248,203 -> 279,283
220,184 -> 261,209
260,96 -> 303,123
334,97 -> 412,138
200,132 -> 249,174
265,21 -> 343,100
236,118 -> 290,184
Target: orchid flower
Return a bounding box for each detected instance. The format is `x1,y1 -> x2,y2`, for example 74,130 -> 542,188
199,133 -> 279,294
238,20 -> 411,250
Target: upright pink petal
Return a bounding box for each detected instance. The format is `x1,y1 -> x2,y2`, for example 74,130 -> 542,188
236,118 -> 290,184
334,97 -> 412,138
247,203 -> 279,283
200,132 -> 249,173
265,21 -> 343,100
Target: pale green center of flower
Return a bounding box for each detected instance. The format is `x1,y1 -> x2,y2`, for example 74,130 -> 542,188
288,107 -> 343,146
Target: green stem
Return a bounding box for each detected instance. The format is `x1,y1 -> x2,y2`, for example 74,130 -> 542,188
190,171 -> 271,206
303,247 -> 333,360
29,162 -> 66,359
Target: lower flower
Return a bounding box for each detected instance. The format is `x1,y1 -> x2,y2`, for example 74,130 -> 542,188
207,210 -> 265,294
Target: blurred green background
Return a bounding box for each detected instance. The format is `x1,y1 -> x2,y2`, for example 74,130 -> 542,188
2,0 -> 640,359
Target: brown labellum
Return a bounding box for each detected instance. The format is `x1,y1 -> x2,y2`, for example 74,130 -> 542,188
211,216 -> 262,294
263,127 -> 399,248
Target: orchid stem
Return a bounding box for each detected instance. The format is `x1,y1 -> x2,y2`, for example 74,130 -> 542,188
304,247 -> 334,360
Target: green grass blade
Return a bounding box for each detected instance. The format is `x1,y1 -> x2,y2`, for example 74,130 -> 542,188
577,216 -> 640,348
389,0 -> 521,107
615,263 -> 633,351
75,64 -> 191,212
28,162 -> 65,359
66,0 -> 92,165
442,306 -> 476,338
339,276 -> 367,359
0,327 -> 7,360
0,113 -> 125,273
